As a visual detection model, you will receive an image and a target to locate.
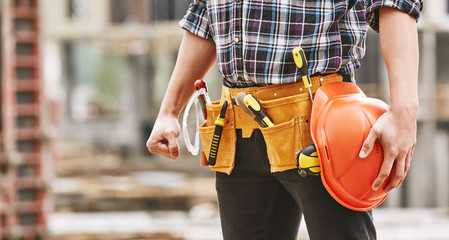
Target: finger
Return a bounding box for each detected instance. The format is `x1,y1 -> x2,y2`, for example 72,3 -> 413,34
397,146 -> 415,187
165,131 -> 180,159
372,151 -> 396,191
359,128 -> 378,158
384,152 -> 406,192
146,132 -> 175,158
147,137 -> 172,158
168,139 -> 180,159
404,145 -> 415,173
155,143 -> 173,158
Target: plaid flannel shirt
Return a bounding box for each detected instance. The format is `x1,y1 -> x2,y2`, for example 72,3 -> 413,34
180,0 -> 423,87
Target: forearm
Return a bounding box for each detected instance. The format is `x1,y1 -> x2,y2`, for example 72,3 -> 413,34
158,31 -> 216,118
379,7 -> 419,117
363,7 -> 419,192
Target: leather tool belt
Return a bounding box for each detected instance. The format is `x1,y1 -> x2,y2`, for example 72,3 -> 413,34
199,73 -> 344,174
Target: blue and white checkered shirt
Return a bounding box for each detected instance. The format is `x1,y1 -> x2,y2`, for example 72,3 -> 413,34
180,0 -> 423,87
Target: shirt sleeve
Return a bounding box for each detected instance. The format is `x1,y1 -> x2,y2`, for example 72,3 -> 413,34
179,0 -> 212,39
365,0 -> 423,32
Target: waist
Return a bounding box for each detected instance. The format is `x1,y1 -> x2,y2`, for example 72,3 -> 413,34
222,73 -> 348,99
219,73 -> 345,138
223,72 -> 353,89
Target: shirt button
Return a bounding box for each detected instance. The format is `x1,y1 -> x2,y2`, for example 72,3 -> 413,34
234,37 -> 240,43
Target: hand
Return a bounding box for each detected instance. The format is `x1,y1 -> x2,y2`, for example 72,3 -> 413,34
146,115 -> 181,159
359,109 -> 417,193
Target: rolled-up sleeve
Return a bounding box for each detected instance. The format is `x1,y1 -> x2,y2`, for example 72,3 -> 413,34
179,0 -> 212,39
365,0 -> 423,32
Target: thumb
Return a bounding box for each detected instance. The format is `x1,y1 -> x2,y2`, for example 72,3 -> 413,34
359,128 -> 378,158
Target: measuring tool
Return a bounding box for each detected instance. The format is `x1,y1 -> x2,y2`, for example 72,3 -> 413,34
296,144 -> 321,177
208,101 -> 228,166
292,47 -> 313,101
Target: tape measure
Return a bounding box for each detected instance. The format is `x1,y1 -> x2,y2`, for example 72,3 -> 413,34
296,144 -> 321,177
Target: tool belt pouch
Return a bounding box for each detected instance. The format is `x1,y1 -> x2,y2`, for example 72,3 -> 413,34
258,92 -> 314,172
258,74 -> 344,172
199,74 -> 343,174
199,101 -> 236,174
198,89 -> 313,174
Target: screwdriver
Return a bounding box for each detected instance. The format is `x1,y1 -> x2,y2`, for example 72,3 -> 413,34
292,47 -> 313,102
243,94 -> 274,128
235,92 -> 256,119
208,100 -> 228,166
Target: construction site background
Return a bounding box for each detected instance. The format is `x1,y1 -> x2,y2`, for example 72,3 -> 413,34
1,0 -> 449,240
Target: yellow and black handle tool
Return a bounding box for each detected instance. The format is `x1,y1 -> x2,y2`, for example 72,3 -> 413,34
243,94 -> 274,128
296,144 -> 321,177
235,92 -> 256,117
292,47 -> 313,101
208,100 -> 228,166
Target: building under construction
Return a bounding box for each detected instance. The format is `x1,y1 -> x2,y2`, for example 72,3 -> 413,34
1,0 -> 55,239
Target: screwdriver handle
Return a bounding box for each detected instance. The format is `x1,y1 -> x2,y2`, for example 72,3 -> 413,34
292,47 -> 312,89
208,101 -> 228,166
243,94 -> 274,128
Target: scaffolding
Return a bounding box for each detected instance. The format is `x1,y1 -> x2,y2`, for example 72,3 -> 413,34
1,0 -> 53,239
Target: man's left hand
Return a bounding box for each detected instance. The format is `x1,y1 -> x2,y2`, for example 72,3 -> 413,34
359,108 -> 417,193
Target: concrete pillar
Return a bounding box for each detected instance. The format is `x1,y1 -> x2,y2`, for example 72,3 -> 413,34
435,131 -> 449,207
377,45 -> 390,103
116,54 -> 149,157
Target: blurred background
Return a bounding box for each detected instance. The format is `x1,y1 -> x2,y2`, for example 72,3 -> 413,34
0,0 -> 448,239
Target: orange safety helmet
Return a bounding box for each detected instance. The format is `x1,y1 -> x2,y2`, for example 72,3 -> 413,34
310,82 -> 391,211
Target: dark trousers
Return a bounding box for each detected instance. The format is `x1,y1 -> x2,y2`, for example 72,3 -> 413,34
216,129 -> 376,240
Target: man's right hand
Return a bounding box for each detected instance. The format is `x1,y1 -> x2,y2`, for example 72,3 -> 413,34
146,32 -> 216,160
146,116 -> 181,159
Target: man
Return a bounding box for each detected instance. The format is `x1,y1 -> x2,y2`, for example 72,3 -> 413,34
147,0 -> 422,239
